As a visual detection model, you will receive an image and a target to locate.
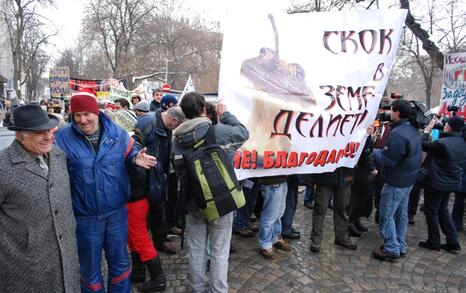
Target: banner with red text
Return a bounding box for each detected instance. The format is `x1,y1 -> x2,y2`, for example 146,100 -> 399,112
69,78 -> 127,100
219,9 -> 407,180
437,52 -> 466,118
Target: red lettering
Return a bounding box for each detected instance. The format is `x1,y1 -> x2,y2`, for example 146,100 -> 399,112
314,150 -> 329,167
241,150 -> 251,169
234,151 -> 241,169
306,152 -> 317,165
335,149 -> 346,163
287,152 -> 298,168
275,151 -> 288,168
326,149 -> 337,164
263,151 -> 275,169
251,150 -> 257,169
298,152 -> 308,166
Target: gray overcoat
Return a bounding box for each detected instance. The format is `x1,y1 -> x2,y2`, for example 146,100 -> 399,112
0,140 -> 79,292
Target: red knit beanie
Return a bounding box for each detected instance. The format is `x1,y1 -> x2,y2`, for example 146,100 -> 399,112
70,89 -> 100,115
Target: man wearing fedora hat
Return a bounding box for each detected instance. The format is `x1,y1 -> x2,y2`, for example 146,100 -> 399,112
0,104 -> 79,292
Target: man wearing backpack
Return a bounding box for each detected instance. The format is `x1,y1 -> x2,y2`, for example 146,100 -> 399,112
173,92 -> 249,293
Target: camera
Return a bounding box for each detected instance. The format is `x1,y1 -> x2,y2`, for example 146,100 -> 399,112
433,118 -> 445,130
379,100 -> 391,110
408,101 -> 429,128
447,105 -> 460,112
376,112 -> 391,122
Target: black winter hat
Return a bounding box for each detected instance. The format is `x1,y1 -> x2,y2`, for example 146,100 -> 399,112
445,116 -> 465,132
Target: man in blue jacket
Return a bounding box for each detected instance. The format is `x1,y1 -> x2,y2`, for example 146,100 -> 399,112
55,90 -> 156,293
372,99 -> 422,261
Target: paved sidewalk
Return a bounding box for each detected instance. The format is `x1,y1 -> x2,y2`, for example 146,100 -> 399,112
154,190 -> 466,292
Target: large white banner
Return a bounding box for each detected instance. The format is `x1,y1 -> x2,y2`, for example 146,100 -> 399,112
219,9 -> 407,180
437,52 -> 466,118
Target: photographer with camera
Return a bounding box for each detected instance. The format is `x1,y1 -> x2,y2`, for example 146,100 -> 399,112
418,115 -> 466,252
372,98 -> 392,224
372,99 -> 422,261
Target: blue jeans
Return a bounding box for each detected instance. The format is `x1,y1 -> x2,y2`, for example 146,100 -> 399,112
378,184 -> 412,257
77,207 -> 131,293
304,185 -> 314,204
424,188 -> 459,246
259,182 -> 287,249
233,180 -> 259,231
281,175 -> 298,235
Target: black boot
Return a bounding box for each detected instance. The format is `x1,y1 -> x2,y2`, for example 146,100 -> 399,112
354,218 -> 368,232
347,223 -> 362,237
139,256 -> 166,292
130,252 -> 146,283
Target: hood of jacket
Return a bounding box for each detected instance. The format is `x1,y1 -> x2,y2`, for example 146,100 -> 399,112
173,117 -> 212,148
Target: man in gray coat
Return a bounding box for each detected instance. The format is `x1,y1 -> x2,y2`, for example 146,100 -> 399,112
0,104 -> 79,292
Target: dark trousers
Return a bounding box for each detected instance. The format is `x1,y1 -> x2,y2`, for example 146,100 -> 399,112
281,175 -> 299,235
423,188 -> 459,247
349,179 -> 373,222
233,179 -> 259,230
149,199 -> 169,249
165,172 -> 178,229
311,185 -> 350,245
407,184 -> 422,218
452,191 -> 466,231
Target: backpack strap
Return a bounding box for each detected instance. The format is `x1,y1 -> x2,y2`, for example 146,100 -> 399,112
204,125 -> 217,145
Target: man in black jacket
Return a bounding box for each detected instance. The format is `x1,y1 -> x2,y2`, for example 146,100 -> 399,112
419,116 -> 466,252
372,99 -> 422,261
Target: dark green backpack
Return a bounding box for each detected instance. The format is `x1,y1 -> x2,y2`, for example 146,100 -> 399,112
183,126 -> 245,221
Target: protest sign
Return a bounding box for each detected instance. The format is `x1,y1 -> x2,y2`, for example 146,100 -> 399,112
110,85 -> 134,102
219,9 -> 407,179
437,52 -> 466,118
49,67 -> 71,98
69,78 -> 127,100
113,109 -> 137,132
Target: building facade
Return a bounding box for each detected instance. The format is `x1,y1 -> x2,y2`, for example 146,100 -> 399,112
0,0 -> 14,102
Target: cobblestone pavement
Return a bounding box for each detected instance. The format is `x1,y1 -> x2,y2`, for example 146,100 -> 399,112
141,189 -> 466,293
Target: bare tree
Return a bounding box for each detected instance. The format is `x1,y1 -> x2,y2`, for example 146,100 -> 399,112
133,14 -> 222,91
82,0 -> 159,78
55,48 -> 83,77
1,0 -> 55,101
434,0 -> 466,53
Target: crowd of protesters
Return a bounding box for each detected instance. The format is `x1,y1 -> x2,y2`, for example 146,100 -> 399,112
0,88 -> 465,293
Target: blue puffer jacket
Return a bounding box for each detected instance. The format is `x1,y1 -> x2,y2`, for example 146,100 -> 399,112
374,118 -> 422,187
55,112 -> 139,217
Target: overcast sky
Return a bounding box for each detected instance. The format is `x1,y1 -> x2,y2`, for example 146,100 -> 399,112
38,0 -> 289,60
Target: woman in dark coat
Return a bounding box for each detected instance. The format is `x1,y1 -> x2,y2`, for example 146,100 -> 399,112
348,136 -> 377,236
